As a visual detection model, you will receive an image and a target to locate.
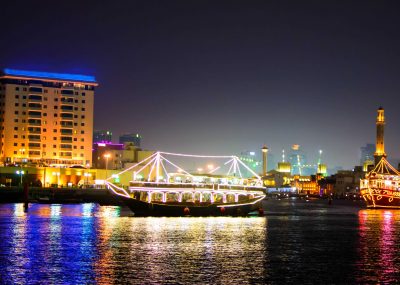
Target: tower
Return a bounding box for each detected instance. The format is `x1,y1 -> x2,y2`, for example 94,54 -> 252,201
261,145 -> 268,176
374,107 -> 387,165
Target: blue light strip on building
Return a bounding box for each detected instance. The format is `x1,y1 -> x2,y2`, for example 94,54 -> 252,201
3,69 -> 96,83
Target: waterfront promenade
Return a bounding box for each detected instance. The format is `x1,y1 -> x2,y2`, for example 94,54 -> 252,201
0,187 -> 121,205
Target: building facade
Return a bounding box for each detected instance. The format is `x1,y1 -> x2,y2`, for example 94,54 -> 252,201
94,130 -> 112,143
119,133 -> 142,147
360,143 -> 375,166
0,69 -> 96,167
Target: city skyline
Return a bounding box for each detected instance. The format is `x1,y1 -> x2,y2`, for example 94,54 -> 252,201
1,1 -> 400,169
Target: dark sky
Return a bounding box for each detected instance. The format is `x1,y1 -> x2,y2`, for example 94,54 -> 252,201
1,0 -> 400,169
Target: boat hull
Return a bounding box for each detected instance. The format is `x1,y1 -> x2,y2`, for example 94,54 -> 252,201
120,196 -> 262,216
361,188 -> 400,209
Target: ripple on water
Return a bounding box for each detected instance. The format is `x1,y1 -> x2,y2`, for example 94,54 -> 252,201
0,202 -> 400,284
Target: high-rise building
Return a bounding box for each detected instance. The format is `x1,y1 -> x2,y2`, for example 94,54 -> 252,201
119,133 -> 142,147
0,69 -> 97,167
239,150 -> 261,176
94,130 -> 112,143
288,144 -> 307,175
360,143 -> 375,166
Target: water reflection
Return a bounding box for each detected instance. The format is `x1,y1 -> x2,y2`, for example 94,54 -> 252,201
4,203 -> 400,284
93,216 -> 267,284
0,204 -> 267,285
357,209 -> 400,283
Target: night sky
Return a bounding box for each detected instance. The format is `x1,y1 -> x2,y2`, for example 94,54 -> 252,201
1,1 -> 400,169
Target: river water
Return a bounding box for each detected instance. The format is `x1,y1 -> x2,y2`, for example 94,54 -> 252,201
0,199 -> 399,284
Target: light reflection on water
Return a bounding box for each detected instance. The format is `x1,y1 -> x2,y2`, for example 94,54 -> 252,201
357,209 -> 400,284
1,202 -> 400,284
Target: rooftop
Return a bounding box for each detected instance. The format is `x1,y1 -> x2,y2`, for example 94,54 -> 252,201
1,68 -> 96,83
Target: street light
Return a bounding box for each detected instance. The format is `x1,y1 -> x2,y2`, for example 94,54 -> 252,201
16,170 -> 24,186
52,172 -> 60,187
104,153 -> 111,180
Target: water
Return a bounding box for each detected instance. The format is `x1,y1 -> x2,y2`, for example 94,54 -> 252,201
0,200 -> 400,284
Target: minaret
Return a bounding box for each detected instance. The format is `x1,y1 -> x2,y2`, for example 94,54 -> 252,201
262,145 -> 268,176
374,106 -> 387,165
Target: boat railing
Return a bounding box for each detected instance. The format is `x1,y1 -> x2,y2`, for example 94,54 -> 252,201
129,181 -> 264,191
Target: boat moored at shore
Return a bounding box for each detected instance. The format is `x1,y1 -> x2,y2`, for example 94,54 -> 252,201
106,152 -> 266,216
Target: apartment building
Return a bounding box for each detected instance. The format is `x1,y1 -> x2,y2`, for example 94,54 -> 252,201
0,69 -> 97,167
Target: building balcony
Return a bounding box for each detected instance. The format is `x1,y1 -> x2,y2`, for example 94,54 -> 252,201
60,105 -> 74,111
28,111 -> 42,118
28,146 -> 41,150
60,122 -> 73,128
60,137 -> 73,143
28,119 -> 41,125
59,152 -> 72,158
28,151 -> 41,156
28,87 -> 43,93
28,106 -> 42,111
60,144 -> 72,150
61,98 -> 74,104
60,129 -> 73,135
28,122 -> 41,126
60,113 -> 73,120
28,95 -> 42,102
28,136 -> 41,141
